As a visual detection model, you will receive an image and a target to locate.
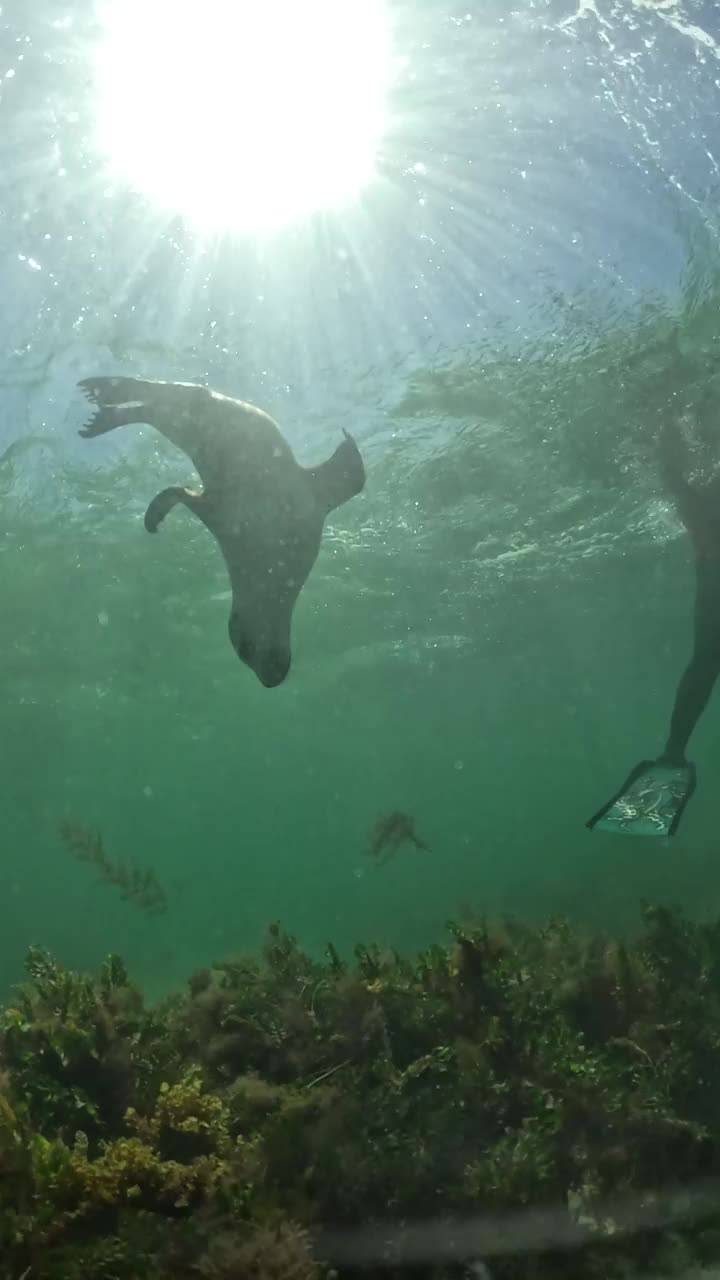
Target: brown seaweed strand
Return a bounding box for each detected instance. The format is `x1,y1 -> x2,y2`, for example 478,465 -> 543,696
58,820 -> 168,916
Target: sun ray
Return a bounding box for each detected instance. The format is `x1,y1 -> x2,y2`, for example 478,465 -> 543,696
92,0 -> 391,236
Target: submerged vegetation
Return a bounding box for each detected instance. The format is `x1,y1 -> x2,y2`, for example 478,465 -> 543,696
59,821 -> 169,916
4,906 -> 720,1277
368,812 -> 431,867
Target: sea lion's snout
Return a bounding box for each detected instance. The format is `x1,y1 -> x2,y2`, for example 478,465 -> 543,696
256,650 -> 291,688
229,613 -> 291,688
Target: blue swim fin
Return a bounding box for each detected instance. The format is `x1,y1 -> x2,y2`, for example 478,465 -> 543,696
586,758 -> 696,837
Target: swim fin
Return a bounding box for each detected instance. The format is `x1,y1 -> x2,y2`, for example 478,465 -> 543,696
586,757 -> 696,837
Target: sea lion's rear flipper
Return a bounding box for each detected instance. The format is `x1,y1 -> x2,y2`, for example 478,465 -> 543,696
78,376 -> 152,437
306,430 -> 365,517
144,486 -> 205,533
586,757 -> 696,837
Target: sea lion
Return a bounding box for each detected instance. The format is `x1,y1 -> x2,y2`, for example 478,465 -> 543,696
77,376 -> 366,687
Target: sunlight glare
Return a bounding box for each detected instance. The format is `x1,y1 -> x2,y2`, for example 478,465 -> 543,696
94,0 -> 390,235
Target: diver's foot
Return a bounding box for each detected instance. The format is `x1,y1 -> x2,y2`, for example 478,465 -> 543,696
657,750 -> 689,769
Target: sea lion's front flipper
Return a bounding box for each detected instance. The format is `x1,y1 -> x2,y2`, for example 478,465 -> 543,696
306,430 -> 365,517
144,486 -> 205,533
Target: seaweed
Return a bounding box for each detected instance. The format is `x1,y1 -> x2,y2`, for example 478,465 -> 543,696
4,906 -> 720,1277
368,812 -> 431,867
59,820 -> 169,916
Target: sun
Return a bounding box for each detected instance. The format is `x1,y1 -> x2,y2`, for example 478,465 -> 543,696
93,0 -> 391,235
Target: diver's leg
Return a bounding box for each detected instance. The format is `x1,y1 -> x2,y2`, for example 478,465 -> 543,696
659,418 -> 696,532
659,416 -> 720,547
144,486 -> 205,533
662,660 -> 720,764
662,558 -> 720,763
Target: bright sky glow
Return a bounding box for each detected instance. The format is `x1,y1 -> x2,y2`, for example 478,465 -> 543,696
93,0 -> 390,236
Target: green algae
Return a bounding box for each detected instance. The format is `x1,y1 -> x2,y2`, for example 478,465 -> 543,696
3,906 -> 720,1279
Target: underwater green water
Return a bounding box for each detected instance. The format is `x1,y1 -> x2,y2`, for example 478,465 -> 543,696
5,299 -> 720,1003
10,5 -> 720,1278
2,0 -> 720,1007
